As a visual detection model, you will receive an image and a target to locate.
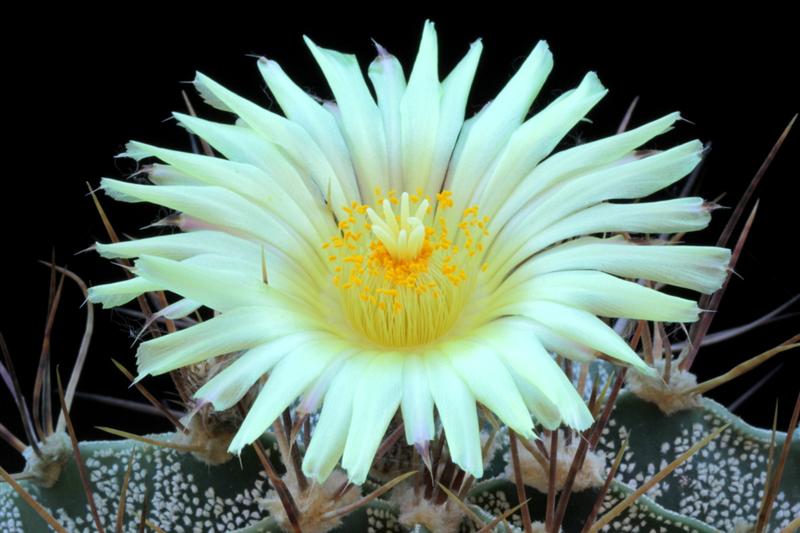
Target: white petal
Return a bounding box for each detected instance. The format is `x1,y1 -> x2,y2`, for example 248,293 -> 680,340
521,140 -> 703,229
191,73 -> 351,223
302,355 -> 368,482
342,352 -> 403,484
124,140 -> 336,238
228,338 -> 345,455
162,299 -> 201,320
171,113 -> 291,172
136,252 -> 322,312
479,319 -> 593,430
509,236 -> 731,294
87,277 -> 160,308
427,39 -> 482,196
510,374 -> 562,430
146,164 -> 198,186
136,307 -> 289,378
133,254 -> 271,312
368,45 -> 406,191
425,352 -> 483,478
400,21 -> 440,194
513,301 -> 656,376
479,71 -> 607,215
95,232 -> 322,304
495,270 -> 701,323
170,113 -> 334,237
193,74 -> 233,111
305,36 -> 389,202
194,332 -> 323,410
298,356 -> 349,414
444,339 -> 534,438
401,354 -> 435,446
490,141 -> 704,278
527,322 -> 596,363
96,230 -> 257,262
100,179 -> 327,278
490,112 -> 681,230
442,106 -> 486,209
445,41 -> 552,223
258,58 -> 360,202
503,197 -> 712,261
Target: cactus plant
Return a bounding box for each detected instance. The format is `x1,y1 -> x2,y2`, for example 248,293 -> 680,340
2,380 -> 797,531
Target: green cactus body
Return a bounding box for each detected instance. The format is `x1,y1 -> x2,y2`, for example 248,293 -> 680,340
3,388 -> 796,532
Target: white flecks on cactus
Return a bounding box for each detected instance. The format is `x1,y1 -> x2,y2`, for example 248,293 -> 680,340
601,392 -> 800,532
0,436 -> 283,532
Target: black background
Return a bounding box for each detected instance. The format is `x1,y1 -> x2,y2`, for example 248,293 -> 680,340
2,9 -> 798,472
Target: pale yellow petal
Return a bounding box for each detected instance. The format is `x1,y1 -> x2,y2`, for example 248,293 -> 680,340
494,270 -> 700,323
425,352 -> 483,478
478,319 -> 593,430
228,338 -> 345,455
136,307 -> 293,378
258,58 -> 360,202
513,301 -> 656,376
401,354 -> 435,446
443,339 -> 534,438
302,355 -> 368,482
305,36 -> 389,202
194,332 -> 324,410
341,352 -> 402,484
400,21 -> 440,194
508,236 -> 731,295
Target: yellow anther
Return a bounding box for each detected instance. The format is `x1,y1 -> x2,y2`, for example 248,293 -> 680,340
463,206 -> 478,217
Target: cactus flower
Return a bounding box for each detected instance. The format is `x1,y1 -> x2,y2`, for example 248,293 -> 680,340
89,22 -> 730,484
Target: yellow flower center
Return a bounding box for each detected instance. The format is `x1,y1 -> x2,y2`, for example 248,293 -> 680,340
323,189 -> 489,348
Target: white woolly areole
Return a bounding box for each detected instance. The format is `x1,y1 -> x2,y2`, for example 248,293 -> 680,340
261,469 -> 360,533
625,357 -> 701,415
504,430 -> 606,493
391,484 -> 464,533
171,415 -> 235,465
22,431 -> 72,488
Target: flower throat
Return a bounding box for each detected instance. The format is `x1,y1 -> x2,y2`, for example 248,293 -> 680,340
323,190 -> 490,347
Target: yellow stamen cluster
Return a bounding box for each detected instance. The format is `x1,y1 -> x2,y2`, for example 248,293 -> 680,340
323,189 -> 490,347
